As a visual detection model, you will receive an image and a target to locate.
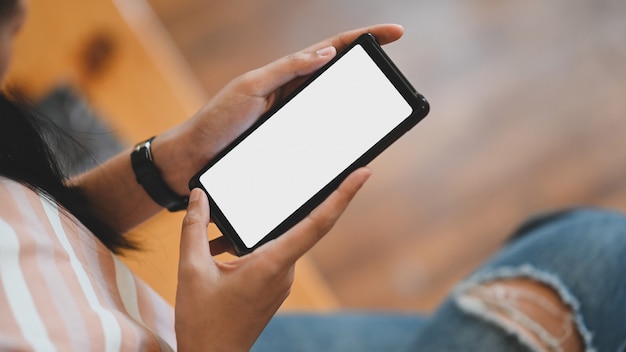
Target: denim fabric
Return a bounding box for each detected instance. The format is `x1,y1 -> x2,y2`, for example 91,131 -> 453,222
253,313 -> 425,351
252,208 -> 626,351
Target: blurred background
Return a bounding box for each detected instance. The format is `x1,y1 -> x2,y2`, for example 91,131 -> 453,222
8,0 -> 626,313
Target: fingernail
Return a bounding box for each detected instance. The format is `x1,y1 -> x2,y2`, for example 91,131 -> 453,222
189,188 -> 201,203
316,46 -> 335,57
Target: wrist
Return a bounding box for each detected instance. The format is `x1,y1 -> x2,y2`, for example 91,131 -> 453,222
149,130 -> 201,196
131,136 -> 189,211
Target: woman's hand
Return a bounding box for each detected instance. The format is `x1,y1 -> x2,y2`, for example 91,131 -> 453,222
72,24 -> 401,234
153,24 -> 404,197
175,168 -> 371,352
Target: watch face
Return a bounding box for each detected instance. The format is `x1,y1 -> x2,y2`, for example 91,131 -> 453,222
135,137 -> 155,159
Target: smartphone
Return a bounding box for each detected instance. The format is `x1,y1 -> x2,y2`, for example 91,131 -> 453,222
190,33 -> 430,255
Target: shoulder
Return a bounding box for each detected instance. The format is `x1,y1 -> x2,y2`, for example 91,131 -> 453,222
0,177 -> 176,350
0,177 -> 50,237
0,177 -> 38,208
0,177 -> 102,254
0,178 -> 100,320
0,177 -> 69,244
0,177 -> 112,282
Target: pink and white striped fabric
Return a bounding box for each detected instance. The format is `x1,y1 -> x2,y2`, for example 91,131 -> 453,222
0,178 -> 176,351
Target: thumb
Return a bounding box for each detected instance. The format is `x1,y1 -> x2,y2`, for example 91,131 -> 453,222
179,188 -> 212,271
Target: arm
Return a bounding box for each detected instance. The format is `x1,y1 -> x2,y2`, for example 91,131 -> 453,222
70,24 -> 404,233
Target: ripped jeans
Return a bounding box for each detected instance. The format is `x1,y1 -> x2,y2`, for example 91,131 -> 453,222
252,208 -> 626,351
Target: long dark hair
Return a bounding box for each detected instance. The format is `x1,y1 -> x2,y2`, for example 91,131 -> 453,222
0,0 -> 17,20
0,93 -> 136,253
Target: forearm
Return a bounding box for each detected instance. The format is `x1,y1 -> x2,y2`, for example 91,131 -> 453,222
70,130 -> 196,233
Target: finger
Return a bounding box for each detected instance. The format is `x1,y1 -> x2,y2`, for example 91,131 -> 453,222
268,24 -> 404,102
263,168 -> 372,265
306,24 -> 405,53
179,188 -> 214,273
241,45 -> 337,98
240,23 -> 403,99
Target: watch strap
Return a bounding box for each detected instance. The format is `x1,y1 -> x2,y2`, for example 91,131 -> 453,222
131,136 -> 188,212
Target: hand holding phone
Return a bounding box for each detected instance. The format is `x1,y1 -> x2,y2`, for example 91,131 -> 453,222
190,33 -> 429,255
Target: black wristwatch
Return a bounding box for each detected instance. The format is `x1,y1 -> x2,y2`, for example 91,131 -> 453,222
131,136 -> 188,212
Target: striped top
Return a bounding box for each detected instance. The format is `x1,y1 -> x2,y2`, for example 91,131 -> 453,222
0,178 -> 176,351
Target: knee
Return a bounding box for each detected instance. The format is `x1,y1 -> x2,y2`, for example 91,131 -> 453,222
457,278 -> 585,352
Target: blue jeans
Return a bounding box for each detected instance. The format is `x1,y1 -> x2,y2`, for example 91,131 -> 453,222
252,208 -> 626,351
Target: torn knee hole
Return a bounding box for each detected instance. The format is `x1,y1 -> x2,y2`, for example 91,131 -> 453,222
459,279 -> 583,352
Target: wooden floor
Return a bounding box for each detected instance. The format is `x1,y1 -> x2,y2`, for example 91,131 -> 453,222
146,0 -> 626,312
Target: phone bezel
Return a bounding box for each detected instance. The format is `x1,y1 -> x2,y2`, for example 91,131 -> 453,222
189,33 -> 429,255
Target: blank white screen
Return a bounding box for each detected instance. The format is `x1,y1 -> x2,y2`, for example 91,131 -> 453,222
200,44 -> 413,248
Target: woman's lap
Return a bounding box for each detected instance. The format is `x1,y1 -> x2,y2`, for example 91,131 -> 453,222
253,208 -> 626,351
252,313 -> 425,351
